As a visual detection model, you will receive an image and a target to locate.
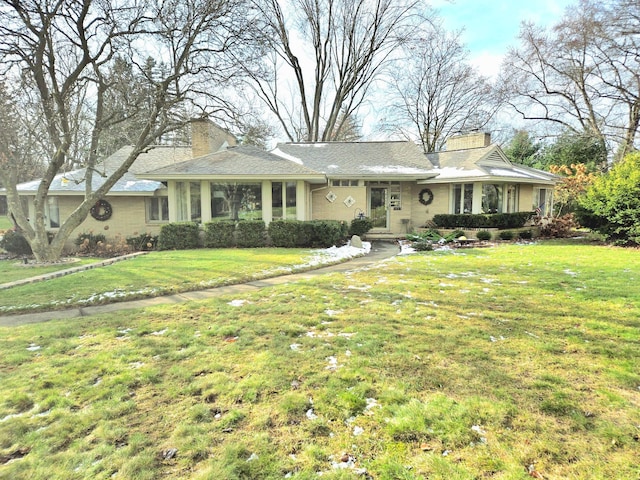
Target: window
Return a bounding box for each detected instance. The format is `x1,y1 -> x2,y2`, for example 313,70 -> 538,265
147,197 -> 169,222
272,182 -> 283,220
453,184 -> 473,214
190,182 -> 201,222
286,181 -> 297,219
505,184 -> 519,213
533,187 -> 553,216
175,182 -> 202,222
331,179 -> 358,186
482,184 -> 503,213
46,197 -> 60,228
211,182 -> 262,221
176,181 -> 189,221
389,183 -> 401,210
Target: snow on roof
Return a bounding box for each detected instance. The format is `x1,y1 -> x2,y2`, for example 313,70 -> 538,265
271,147 -> 303,165
364,165 -> 433,175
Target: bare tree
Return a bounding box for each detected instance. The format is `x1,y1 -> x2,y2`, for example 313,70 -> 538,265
245,0 -> 427,142
383,24 -> 496,152
499,0 -> 640,161
0,0 -> 252,262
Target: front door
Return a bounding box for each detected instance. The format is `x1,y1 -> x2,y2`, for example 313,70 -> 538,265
370,186 -> 388,229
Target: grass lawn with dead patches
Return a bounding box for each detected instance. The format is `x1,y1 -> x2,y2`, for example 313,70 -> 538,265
0,242 -> 639,479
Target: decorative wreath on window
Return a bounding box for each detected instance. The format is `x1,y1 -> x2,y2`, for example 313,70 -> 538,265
90,199 -> 113,221
418,188 -> 434,206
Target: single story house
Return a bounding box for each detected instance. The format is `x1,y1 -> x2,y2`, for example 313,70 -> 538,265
13,121 -> 557,244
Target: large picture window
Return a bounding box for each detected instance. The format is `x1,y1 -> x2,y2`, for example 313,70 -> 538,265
211,183 -> 262,221
482,184 -> 503,213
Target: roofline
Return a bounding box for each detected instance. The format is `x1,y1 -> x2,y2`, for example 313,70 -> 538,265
13,190 -> 164,196
139,173 -> 328,183
418,176 -> 558,185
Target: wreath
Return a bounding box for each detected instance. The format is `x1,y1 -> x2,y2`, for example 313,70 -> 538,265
418,188 -> 434,206
90,199 -> 113,221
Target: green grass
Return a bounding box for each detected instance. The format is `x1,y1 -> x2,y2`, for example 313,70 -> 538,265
0,242 -> 639,479
0,248 -> 343,314
0,215 -> 12,231
0,258 -> 99,285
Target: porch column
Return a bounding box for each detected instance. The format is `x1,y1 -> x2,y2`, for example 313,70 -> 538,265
200,181 -> 211,223
262,180 -> 272,224
296,180 -> 306,220
167,180 -> 178,222
472,182 -> 483,214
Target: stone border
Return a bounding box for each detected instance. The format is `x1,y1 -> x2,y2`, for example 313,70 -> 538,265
0,252 -> 149,291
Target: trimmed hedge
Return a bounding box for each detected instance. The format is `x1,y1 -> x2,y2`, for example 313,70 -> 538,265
307,220 -> 348,247
433,212 -> 534,229
204,220 -> 236,248
158,222 -> 201,250
268,220 -> 307,248
236,220 -> 266,248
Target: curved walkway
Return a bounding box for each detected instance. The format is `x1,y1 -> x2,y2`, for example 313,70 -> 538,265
0,242 -> 399,327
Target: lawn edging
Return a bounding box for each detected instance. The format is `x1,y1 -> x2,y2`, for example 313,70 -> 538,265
0,251 -> 149,291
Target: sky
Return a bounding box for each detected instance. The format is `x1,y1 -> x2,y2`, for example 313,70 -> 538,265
431,0 -> 575,78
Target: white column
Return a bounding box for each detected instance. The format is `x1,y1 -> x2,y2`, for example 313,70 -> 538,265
167,180 -> 178,222
296,180 -> 306,220
472,182 -> 483,214
200,181 -> 211,223
262,180 -> 272,224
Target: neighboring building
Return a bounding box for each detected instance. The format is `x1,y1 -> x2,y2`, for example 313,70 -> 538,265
13,123 -> 556,245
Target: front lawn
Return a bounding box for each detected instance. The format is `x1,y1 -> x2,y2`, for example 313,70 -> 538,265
0,247 -> 358,314
0,243 -> 638,479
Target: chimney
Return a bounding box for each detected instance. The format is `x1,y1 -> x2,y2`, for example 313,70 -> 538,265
446,132 -> 491,151
191,119 -> 238,157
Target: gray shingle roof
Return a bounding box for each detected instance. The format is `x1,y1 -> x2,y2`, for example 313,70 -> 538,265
16,145 -> 192,194
142,145 -> 325,179
273,141 -> 435,178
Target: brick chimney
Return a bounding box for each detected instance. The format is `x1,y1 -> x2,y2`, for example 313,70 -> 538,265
191,119 -> 238,157
446,132 -> 491,151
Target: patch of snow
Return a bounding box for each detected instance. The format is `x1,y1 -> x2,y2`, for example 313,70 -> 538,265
150,328 -> 167,336
26,344 -> 41,351
325,309 -> 342,317
306,408 -> 318,420
228,299 -> 248,307
353,426 -> 364,436
271,147 -> 303,164
290,343 -> 303,351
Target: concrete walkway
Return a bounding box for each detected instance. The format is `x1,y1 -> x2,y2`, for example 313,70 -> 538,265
0,242 -> 399,327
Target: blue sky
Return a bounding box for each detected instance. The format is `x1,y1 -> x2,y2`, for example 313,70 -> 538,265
431,0 -> 575,77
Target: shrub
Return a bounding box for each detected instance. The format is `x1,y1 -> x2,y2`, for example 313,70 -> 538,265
476,230 -> 492,241
349,217 -> 373,237
538,214 -> 577,238
74,232 -> 107,254
126,233 -> 158,251
236,220 -> 266,248
406,228 -> 442,243
413,241 -> 433,251
268,220 -> 308,248
307,220 -> 348,247
0,230 -> 32,255
444,229 -> 465,242
204,220 -> 236,248
157,222 -> 201,250
518,229 -> 533,240
75,233 -> 132,257
433,212 -> 534,229
498,230 -> 515,241
579,151 -> 640,245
